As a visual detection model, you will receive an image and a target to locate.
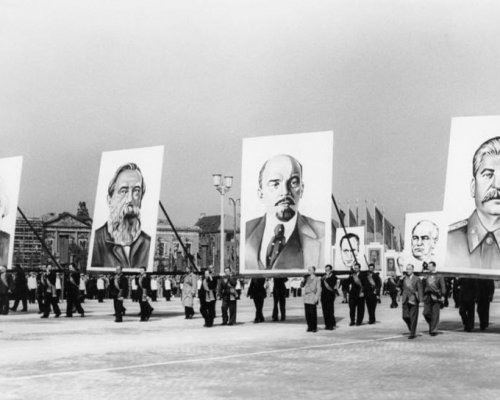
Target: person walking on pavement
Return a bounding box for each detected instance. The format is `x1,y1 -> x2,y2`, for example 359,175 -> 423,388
422,261 -> 446,336
399,264 -> 423,339
321,264 -> 337,330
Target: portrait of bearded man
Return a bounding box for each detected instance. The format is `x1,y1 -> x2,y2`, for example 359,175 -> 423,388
91,163 -> 151,268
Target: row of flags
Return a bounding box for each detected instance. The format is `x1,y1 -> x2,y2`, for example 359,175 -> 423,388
334,201 -> 404,251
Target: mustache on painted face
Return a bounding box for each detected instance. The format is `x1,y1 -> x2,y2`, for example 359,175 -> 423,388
482,189 -> 500,204
274,196 -> 296,207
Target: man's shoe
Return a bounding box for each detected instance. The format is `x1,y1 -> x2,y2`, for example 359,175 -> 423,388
311,329 -> 318,333
55,314 -> 61,318
21,309 -> 27,312
221,322 -> 227,326
349,322 -> 355,326
430,332 -> 437,336
408,335 -> 416,339
40,315 -> 48,318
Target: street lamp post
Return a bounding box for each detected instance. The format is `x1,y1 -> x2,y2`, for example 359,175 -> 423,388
228,197 -> 240,270
212,174 -> 233,274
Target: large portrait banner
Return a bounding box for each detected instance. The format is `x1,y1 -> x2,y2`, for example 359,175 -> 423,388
87,146 -> 164,272
443,116 -> 500,276
240,131 -> 333,275
403,211 -> 447,273
0,156 -> 23,269
334,226 -> 365,271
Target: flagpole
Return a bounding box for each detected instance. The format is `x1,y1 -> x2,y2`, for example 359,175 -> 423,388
382,206 -> 386,249
373,199 -> 377,243
356,199 -> 359,226
346,201 -> 350,228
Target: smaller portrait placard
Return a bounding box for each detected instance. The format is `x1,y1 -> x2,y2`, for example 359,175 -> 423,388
404,211 -> 447,273
366,243 -> 384,272
334,226 -> 365,271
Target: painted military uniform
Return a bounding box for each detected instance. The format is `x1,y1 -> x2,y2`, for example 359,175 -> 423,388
447,211 -> 500,270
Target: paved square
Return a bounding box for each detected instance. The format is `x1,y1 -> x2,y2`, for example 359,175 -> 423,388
1,295 -> 499,399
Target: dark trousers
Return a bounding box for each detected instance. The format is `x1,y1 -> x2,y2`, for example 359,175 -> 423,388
28,289 -> 36,304
0,293 -> 9,314
477,298 -> 491,330
253,296 -> 265,322
66,292 -> 84,317
113,298 -> 125,322
402,302 -> 419,337
97,289 -> 105,302
365,295 -> 378,324
37,294 -> 44,313
389,291 -> 398,308
151,290 -> 157,302
79,290 -> 86,303
203,301 -> 216,327
12,297 -> 28,311
184,306 -> 194,318
459,300 -> 475,331
221,299 -> 236,325
304,303 -> 318,331
321,295 -> 335,329
164,290 -> 171,301
349,296 -> 365,325
272,294 -> 286,320
139,300 -> 153,321
43,293 -> 61,317
423,299 -> 440,333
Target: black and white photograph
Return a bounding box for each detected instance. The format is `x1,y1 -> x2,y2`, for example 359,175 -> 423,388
2,2 -> 500,399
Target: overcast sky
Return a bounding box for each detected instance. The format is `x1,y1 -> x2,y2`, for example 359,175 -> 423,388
2,0 -> 500,230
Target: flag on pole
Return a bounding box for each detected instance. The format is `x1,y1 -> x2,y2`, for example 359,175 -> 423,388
384,217 -> 393,249
366,207 -> 374,233
375,206 -> 384,241
349,209 -> 357,227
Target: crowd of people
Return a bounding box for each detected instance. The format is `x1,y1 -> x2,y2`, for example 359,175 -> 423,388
0,262 -> 496,339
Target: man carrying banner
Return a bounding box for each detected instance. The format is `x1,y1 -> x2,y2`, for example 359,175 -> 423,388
109,266 -> 128,323
400,264 -> 423,339
363,263 -> 381,324
137,267 -> 153,322
217,267 -> 238,326
321,264 -> 337,330
346,263 -> 365,326
422,261 -> 446,336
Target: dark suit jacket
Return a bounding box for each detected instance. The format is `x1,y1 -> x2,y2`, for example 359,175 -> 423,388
245,213 -> 325,270
109,274 -> 129,299
0,230 -> 10,266
91,223 -> 151,269
346,273 -> 364,300
400,274 -> 423,305
362,271 -> 381,298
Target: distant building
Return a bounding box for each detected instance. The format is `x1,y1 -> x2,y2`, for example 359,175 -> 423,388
195,214 -> 239,273
42,211 -> 92,270
154,220 -> 200,273
13,217 -> 43,267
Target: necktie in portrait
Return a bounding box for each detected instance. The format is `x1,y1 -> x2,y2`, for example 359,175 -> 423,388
266,224 -> 286,269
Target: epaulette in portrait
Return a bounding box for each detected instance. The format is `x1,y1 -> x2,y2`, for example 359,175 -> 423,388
448,219 -> 467,232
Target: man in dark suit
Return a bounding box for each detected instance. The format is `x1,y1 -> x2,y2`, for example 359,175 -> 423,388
321,264 -> 337,330
476,278 -> 495,331
346,263 -> 365,326
109,265 -> 129,323
363,263 -> 381,324
422,261 -> 446,336
217,267 -> 238,325
272,277 -> 287,321
447,137 -> 500,270
458,278 -> 477,332
400,264 -> 423,339
245,154 -> 325,270
247,277 -> 267,323
91,163 -> 151,269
